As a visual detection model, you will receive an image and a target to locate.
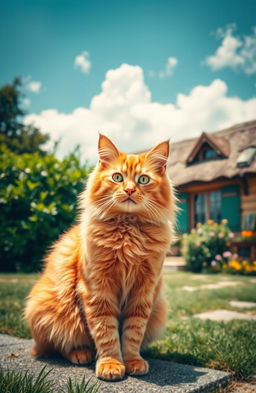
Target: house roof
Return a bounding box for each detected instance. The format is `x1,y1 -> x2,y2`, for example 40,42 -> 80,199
186,131 -> 229,164
168,120 -> 256,187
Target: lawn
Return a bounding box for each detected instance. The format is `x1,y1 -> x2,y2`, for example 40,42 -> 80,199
0,272 -> 255,380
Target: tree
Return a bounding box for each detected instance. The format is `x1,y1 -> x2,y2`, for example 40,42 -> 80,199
0,77 -> 49,154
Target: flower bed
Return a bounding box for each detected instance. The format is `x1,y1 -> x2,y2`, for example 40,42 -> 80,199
181,220 -> 256,275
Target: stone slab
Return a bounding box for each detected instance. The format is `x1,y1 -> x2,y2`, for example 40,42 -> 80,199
0,334 -> 231,393
182,281 -> 241,292
194,309 -> 256,321
230,300 -> 256,308
182,286 -> 198,292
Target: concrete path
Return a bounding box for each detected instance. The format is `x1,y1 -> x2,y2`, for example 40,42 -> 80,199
0,334 -> 230,393
164,256 -> 187,272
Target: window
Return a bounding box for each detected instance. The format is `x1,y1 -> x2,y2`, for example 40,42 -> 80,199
236,147 -> 256,168
194,194 -> 206,223
209,191 -> 221,222
203,148 -> 218,160
192,143 -> 219,164
193,191 -> 221,225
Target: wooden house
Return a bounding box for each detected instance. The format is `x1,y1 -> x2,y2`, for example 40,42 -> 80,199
168,120 -> 256,258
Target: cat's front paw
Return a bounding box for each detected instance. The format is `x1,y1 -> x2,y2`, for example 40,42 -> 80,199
96,357 -> 125,380
125,358 -> 149,375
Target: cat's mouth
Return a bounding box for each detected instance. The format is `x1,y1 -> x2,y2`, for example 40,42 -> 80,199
123,197 -> 136,204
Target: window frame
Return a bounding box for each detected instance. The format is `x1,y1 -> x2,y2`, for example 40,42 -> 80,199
190,189 -> 222,227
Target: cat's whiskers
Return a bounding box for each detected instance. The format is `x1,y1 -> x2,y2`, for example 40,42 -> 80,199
144,199 -> 163,222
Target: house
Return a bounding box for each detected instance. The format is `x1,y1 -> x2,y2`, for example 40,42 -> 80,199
168,119 -> 256,258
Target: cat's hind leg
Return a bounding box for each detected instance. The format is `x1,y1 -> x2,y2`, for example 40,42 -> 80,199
30,329 -> 56,358
61,347 -> 94,365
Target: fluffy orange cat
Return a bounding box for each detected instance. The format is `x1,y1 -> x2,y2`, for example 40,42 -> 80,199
25,135 -> 175,380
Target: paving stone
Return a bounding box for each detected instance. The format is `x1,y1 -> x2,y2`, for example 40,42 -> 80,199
201,281 -> 241,289
0,334 -> 231,393
194,309 -> 256,321
182,286 -> 198,292
182,281 -> 241,292
230,300 -> 256,308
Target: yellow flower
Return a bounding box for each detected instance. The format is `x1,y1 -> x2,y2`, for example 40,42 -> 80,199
245,265 -> 253,273
229,260 -> 242,270
207,219 -> 214,224
222,219 -> 228,224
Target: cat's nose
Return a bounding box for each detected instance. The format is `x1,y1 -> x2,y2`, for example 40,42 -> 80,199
124,187 -> 136,196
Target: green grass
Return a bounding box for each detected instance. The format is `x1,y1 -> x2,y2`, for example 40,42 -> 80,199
0,272 -> 255,379
147,272 -> 256,378
0,366 -> 100,393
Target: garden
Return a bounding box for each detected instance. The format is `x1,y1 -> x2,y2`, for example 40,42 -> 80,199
0,80 -> 256,392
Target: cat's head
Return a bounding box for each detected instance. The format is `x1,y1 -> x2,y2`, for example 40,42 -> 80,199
87,134 -> 173,222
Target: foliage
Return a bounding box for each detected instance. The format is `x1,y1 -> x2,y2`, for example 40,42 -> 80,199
181,220 -> 234,272
0,367 -> 54,393
0,146 -> 91,272
67,377 -> 100,393
0,78 -> 49,154
0,367 -> 100,393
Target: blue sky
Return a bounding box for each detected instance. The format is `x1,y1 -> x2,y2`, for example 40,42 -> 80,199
0,0 -> 255,160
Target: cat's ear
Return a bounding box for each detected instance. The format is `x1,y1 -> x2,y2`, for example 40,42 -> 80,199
146,139 -> 170,174
98,134 -> 119,165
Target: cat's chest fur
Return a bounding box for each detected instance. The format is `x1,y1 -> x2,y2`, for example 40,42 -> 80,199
86,215 -> 170,286
87,215 -> 168,263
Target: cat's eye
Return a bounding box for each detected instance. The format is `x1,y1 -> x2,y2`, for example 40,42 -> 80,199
112,173 -> 124,183
138,175 -> 150,185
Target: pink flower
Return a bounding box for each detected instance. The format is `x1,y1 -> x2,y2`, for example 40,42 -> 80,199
210,232 -> 215,237
197,228 -> 203,234
218,233 -> 224,238
215,255 -> 222,261
195,241 -> 201,247
232,253 -> 239,259
223,251 -> 232,258
211,261 -> 217,267
229,232 -> 235,238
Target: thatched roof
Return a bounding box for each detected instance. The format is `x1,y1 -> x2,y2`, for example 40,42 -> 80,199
168,120 -> 256,187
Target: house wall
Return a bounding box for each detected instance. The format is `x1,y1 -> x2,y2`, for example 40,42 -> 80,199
178,178 -> 241,232
241,175 -> 256,217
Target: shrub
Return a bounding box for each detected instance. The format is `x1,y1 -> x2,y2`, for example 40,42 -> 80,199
0,146 -> 91,272
181,220 -> 234,272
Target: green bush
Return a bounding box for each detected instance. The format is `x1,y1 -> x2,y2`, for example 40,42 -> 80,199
181,220 -> 233,272
0,146 -> 91,272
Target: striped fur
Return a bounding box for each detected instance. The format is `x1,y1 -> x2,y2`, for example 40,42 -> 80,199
25,135 -> 175,380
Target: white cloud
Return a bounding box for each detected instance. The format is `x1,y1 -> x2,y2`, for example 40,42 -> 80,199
26,80 -> 42,93
74,51 -> 91,74
160,57 -> 178,78
24,64 -> 256,162
205,25 -> 256,74
22,97 -> 31,107
150,57 -> 178,78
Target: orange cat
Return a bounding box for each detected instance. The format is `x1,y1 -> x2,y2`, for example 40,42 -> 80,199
25,135 -> 175,380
